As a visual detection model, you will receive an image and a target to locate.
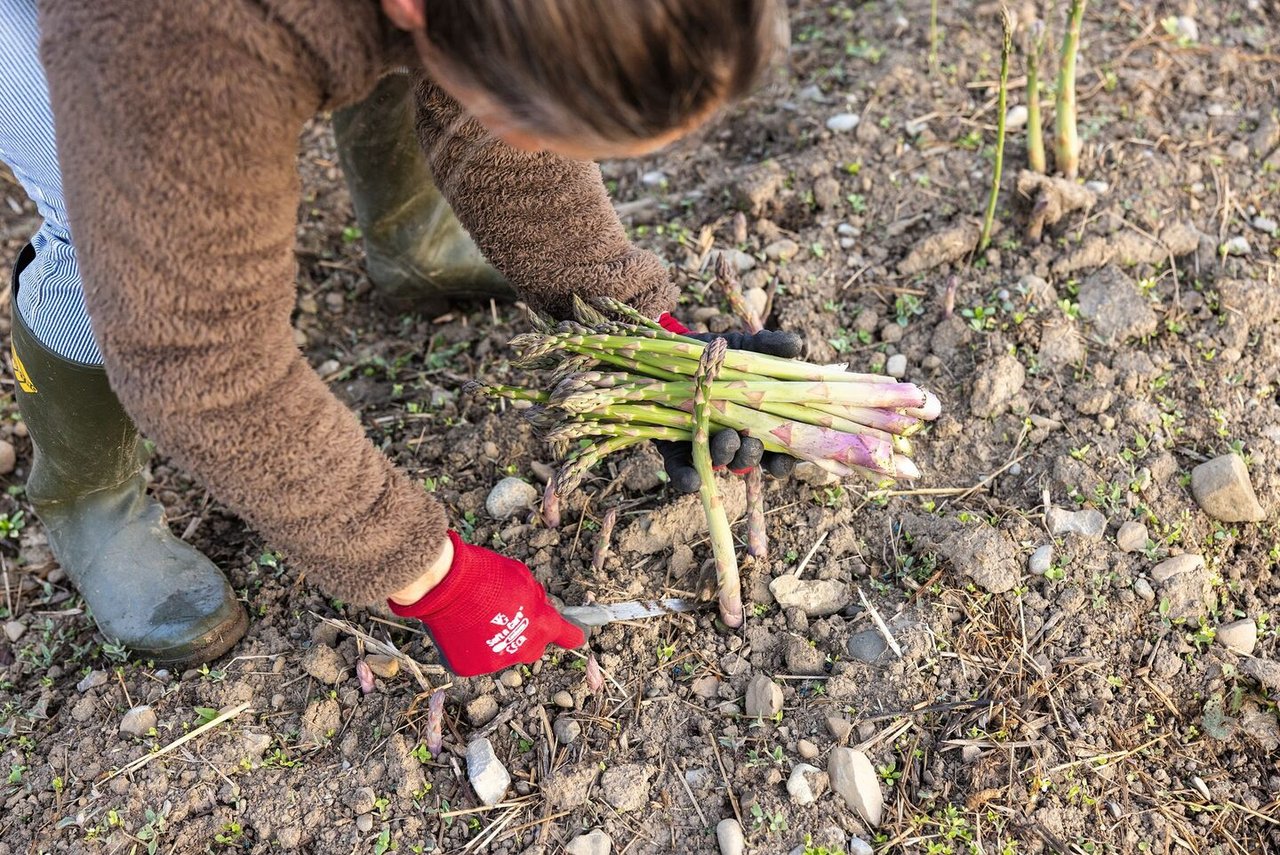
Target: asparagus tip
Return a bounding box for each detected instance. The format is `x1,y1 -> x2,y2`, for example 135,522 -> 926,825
905,390 -> 943,420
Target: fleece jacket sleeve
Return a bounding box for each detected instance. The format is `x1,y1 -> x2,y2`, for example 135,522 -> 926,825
38,0 -> 447,605
411,77 -> 680,321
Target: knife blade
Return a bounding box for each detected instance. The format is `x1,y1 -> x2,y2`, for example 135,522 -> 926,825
559,598 -> 702,628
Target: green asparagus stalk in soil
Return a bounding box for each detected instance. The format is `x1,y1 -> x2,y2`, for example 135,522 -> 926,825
1025,20 -> 1047,174
692,338 -> 742,627
1055,0 -> 1086,178
979,7 -> 1014,255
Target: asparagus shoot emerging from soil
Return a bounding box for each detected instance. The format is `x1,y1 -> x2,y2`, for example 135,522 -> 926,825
692,338 -> 742,628
1025,20 -> 1047,174
1055,0 -> 1087,178
979,6 -> 1014,255
929,0 -> 940,70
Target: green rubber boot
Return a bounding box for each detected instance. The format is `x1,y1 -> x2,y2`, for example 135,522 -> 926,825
10,245 -> 247,666
333,72 -> 513,314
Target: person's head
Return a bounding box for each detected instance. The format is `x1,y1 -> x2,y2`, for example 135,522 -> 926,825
382,0 -> 785,159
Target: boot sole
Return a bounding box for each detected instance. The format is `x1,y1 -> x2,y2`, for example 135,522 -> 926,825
140,603 -> 250,668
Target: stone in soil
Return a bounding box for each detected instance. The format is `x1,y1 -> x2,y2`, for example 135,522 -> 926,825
1221,236 -> 1250,256
691,674 -> 720,699
828,747 -> 883,826
849,838 -> 874,855
347,786 -> 376,815
1005,104 -> 1028,128
716,818 -> 746,855
1242,658 -> 1280,694
706,248 -> 757,273
885,353 -> 907,378
3,620 -> 26,643
566,829 -> 612,855
1151,554 -> 1211,620
785,637 -> 827,676
1047,508 -> 1106,539
768,575 -> 850,616
499,669 -> 523,688
77,670 -> 110,693
1216,619 -> 1258,655
355,815 -> 374,834
552,690 -> 575,709
1133,577 -> 1156,602
553,716 -> 581,744
120,705 -> 157,737
1077,266 -> 1158,344
1116,521 -> 1149,553
793,460 -> 839,486
601,763 -> 654,813
969,354 -> 1025,418
798,739 -> 819,760
466,737 -> 511,806
786,763 -> 825,806
301,697 -> 341,745
1190,454 -> 1265,522
847,628 -> 889,664
936,523 -> 1020,594
826,715 -> 852,742
764,239 -> 799,261
0,440 -> 14,475
301,643 -> 347,685
543,762 -> 598,810
466,694 -> 499,726
361,654 -> 398,680
825,112 -> 860,133
1027,544 -> 1053,576
486,477 -> 538,520
745,673 -> 784,718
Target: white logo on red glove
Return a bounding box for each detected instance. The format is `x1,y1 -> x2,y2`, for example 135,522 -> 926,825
486,607 -> 530,655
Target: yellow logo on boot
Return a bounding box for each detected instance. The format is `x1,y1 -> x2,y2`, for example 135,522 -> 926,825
11,344 -> 37,394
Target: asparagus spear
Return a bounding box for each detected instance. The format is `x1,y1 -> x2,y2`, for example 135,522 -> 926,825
692,338 -> 742,628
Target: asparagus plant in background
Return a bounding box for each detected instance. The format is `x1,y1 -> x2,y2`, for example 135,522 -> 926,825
714,255 -> 768,561
466,297 -> 943,627
978,6 -> 1014,255
1055,0 -> 1087,177
1025,19 -> 1048,174
692,338 -> 742,627
928,0 -> 940,71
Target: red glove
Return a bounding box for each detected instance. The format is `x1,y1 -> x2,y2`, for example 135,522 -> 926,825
387,531 -> 585,677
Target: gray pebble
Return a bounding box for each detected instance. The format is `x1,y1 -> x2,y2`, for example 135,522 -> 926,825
552,690 -> 575,709
1133,578 -> 1156,602
1253,216 -> 1278,235
120,705 -> 157,738
486,477 -> 538,520
1116,521 -> 1148,553
716,818 -> 745,855
885,354 -> 908,378
1028,544 -> 1054,575
1221,236 -> 1251,256
499,669 -> 523,689
553,717 -> 581,744
825,113 -> 860,133
355,814 -> 374,834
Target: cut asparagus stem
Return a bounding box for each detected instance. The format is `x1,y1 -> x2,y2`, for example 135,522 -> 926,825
692,338 -> 742,628
979,6 -> 1014,255
1055,0 -> 1086,178
1026,19 -> 1047,174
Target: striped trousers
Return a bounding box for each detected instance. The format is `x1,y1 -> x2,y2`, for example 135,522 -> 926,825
1,0 -> 103,365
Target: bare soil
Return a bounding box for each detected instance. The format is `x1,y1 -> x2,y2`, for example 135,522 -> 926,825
3,2 -> 1280,853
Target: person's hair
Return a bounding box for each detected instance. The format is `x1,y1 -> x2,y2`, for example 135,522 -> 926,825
423,0 -> 786,145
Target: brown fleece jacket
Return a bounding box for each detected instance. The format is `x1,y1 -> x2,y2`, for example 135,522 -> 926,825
36,0 -> 677,604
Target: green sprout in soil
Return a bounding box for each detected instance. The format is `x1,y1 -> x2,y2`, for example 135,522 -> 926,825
978,7 -> 1014,255
1055,0 -> 1087,177
1025,19 -> 1048,173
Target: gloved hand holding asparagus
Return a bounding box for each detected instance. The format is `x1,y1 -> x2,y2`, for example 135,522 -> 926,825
466,295 -> 942,628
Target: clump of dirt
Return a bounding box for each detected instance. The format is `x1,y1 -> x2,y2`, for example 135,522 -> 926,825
3,1 -> 1280,853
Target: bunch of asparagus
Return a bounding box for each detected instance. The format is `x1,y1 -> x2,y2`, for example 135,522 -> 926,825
466,292 -> 941,627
